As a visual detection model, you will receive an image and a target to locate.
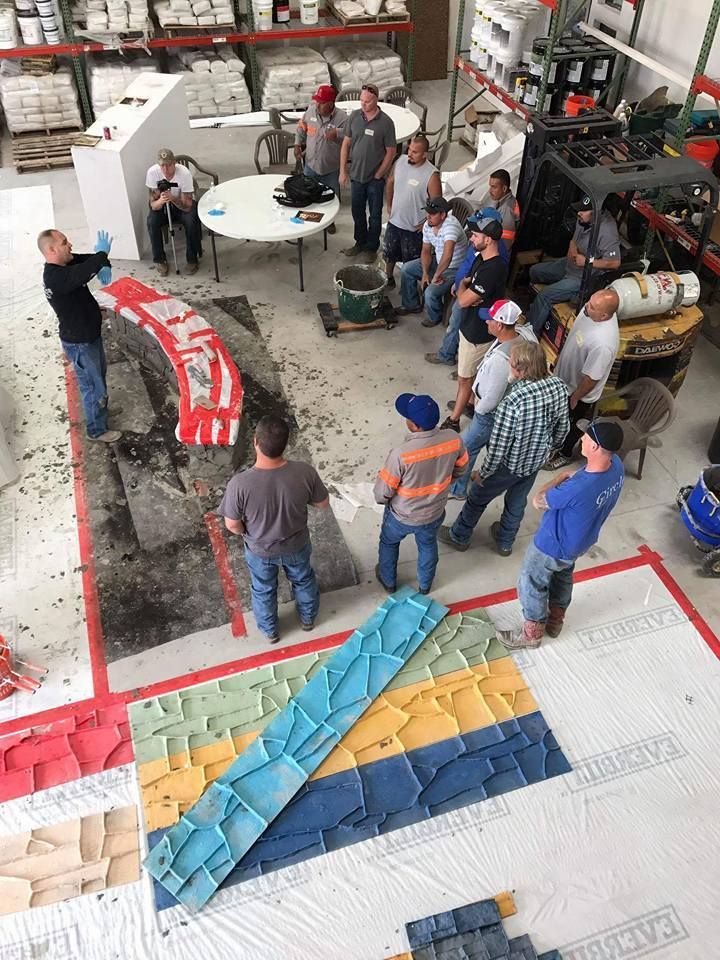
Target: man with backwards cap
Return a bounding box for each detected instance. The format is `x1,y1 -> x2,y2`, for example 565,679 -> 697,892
442,211 -> 508,432
448,298 -> 537,501
146,147 -> 202,277
294,84 -> 347,234
526,195 -> 621,336
497,418 -> 624,649
374,393 -> 468,594
426,206 -> 508,368
397,196 -> 468,328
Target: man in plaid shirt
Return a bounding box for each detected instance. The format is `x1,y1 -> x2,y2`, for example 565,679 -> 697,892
439,340 -> 569,555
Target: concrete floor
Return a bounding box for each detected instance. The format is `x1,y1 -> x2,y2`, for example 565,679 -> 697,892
2,78 -> 719,692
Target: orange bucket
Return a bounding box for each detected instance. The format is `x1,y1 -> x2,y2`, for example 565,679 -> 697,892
684,139 -> 720,170
565,94 -> 596,117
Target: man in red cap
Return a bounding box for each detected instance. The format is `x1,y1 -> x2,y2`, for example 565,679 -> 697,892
295,85 -> 347,234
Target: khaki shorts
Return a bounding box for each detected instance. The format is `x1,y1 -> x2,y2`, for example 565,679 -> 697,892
457,332 -> 491,380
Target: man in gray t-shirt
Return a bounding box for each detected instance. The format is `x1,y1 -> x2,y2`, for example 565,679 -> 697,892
526,195 -> 621,335
218,415 -> 329,643
339,83 -> 397,262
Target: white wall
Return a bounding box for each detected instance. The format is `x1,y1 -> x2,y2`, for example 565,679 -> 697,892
588,0 -> 720,105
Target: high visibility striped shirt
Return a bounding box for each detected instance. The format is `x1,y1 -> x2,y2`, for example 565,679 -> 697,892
480,189 -> 520,248
374,427 -> 468,525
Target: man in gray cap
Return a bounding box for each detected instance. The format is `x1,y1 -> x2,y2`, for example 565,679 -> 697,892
397,196 -> 468,328
145,147 -> 202,277
526,196 -> 621,335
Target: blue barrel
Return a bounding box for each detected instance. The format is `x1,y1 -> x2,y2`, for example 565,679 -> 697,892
680,467 -> 720,546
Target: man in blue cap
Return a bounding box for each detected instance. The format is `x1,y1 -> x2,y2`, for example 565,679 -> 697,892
425,207 -> 508,369
374,393 -> 468,594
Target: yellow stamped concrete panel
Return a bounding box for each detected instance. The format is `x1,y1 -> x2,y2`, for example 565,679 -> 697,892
139,656 -> 536,832
0,806 -> 140,916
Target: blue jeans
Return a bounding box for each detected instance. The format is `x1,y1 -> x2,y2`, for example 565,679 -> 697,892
449,411 -> 495,497
400,257 -> 453,325
243,541 -> 319,637
147,201 -> 202,264
62,337 -> 109,439
350,178 -> 385,251
518,540 -> 575,623
450,465 -> 538,549
378,507 -> 444,591
305,163 -> 340,198
526,259 -> 582,335
437,299 -> 465,361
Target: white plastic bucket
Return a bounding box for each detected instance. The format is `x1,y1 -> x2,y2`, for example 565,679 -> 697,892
470,23 -> 484,65
18,12 -> 43,43
0,8 -> 18,48
256,0 -> 272,29
300,0 -> 318,23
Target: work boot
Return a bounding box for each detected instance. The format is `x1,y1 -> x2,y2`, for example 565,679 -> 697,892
425,352 -> 453,365
396,305 -> 423,316
490,521 -> 512,557
185,260 -> 199,276
446,400 -> 474,418
438,525 -> 469,552
89,430 -> 122,444
421,317 -> 440,328
375,563 -> 395,593
359,249 -> 377,264
545,605 -> 566,638
498,620 -> 545,650
440,416 -> 460,433
300,621 -> 315,631
156,261 -> 169,277
265,632 -> 280,645
342,243 -> 364,256
386,275 -> 396,290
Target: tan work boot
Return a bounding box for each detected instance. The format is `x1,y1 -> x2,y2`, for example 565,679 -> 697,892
156,261 -> 169,277
185,261 -> 199,276
497,620 -> 545,649
89,430 -> 122,444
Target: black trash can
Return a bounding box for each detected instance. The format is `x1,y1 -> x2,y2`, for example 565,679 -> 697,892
708,417 -> 720,463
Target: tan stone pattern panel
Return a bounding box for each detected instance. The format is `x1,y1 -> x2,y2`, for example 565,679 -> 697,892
0,805 -> 140,915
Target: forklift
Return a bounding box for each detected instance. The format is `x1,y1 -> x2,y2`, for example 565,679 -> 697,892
511,111 -> 720,400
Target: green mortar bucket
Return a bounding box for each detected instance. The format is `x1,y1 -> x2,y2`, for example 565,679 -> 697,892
333,265 -> 387,324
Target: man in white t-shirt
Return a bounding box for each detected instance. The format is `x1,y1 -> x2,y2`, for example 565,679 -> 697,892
145,147 -> 202,277
544,288 -> 620,469
398,197 -> 468,328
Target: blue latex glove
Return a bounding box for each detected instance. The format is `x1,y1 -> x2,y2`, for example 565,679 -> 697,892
98,266 -> 112,286
95,229 -> 112,254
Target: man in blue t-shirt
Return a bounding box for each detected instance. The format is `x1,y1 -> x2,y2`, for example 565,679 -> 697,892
498,418 -> 625,649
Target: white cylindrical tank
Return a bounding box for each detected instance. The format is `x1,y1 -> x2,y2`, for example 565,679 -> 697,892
610,270 -> 700,320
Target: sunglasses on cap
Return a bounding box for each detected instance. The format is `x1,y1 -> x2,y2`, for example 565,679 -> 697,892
361,84 -> 379,95
587,422 -> 602,446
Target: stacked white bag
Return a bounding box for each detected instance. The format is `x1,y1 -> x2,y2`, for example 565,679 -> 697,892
168,45 -> 251,117
0,64 -> 82,134
153,0 -> 234,28
332,0 -> 407,17
86,53 -> 158,114
72,0 -> 149,33
256,46 -> 330,110
322,42 -> 404,96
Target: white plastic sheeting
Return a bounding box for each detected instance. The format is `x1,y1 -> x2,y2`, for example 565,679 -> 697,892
1,563 -> 719,958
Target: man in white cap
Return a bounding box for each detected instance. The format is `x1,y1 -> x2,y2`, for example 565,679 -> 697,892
448,299 -> 537,501
146,147 -> 202,277
497,418 -> 624,649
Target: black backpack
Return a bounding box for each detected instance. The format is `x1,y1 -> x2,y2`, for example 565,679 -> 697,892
275,174 -> 335,207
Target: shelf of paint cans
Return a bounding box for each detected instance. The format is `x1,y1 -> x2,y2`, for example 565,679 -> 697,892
0,0 -> 63,49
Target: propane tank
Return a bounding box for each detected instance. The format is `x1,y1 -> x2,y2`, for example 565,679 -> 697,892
609,270 -> 700,321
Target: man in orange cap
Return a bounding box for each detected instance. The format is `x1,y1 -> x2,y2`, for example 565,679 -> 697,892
295,85 -> 347,234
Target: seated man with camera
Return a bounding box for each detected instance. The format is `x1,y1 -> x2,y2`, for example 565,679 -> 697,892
146,147 -> 202,277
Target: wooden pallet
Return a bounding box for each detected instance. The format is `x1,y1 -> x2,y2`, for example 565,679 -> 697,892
160,22 -> 235,35
318,298 -> 398,337
11,128 -> 82,173
327,0 -> 409,26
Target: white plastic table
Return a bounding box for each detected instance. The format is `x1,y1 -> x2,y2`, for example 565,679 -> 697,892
197,174 -> 340,291
340,101 -> 421,143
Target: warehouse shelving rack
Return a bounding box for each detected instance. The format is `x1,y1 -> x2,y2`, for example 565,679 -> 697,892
0,0 -> 416,124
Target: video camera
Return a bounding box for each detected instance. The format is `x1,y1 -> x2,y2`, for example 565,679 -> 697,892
157,178 -> 178,193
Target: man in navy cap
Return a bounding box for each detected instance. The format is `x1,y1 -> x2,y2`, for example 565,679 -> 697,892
374,393 -> 468,594
526,195 -> 621,335
497,417 -> 624,649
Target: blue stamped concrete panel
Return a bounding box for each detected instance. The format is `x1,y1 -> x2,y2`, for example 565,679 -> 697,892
407,899 -> 501,948
149,710 -> 570,910
144,587 -> 447,911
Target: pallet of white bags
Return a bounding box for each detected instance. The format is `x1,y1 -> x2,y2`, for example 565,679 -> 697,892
328,1 -> 409,26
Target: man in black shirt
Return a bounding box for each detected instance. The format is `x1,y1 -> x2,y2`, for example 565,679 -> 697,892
442,215 -> 508,431
39,229 -> 121,444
